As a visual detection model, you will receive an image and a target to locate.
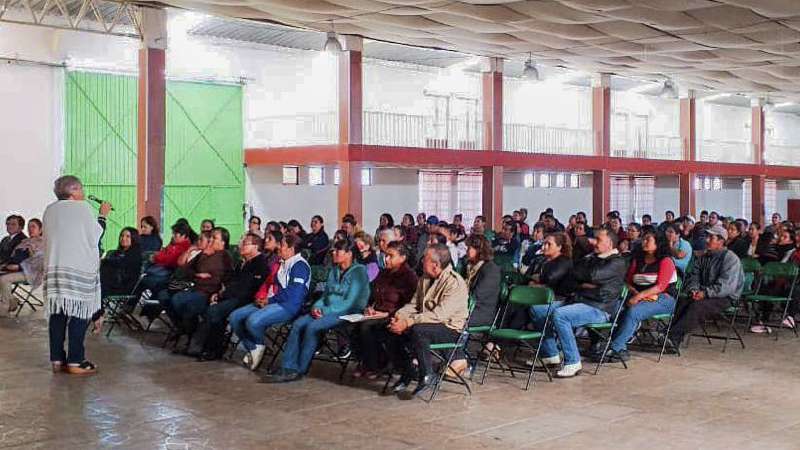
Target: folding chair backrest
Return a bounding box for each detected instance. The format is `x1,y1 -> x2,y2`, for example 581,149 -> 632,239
740,257 -> 761,274
507,285 -> 554,307
742,272 -> 755,294
760,261 -> 799,280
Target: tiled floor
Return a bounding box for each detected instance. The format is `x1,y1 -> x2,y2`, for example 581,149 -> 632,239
1,307 -> 799,449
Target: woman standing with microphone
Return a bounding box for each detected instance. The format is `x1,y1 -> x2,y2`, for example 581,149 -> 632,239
43,175 -> 111,375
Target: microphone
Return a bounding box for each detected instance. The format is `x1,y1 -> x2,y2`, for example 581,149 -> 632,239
88,195 -> 114,211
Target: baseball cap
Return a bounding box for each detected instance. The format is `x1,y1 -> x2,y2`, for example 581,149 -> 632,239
706,224 -> 728,241
426,215 -> 439,225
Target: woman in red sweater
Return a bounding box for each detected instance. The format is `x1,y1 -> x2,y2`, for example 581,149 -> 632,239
605,231 -> 677,362
137,222 -> 194,297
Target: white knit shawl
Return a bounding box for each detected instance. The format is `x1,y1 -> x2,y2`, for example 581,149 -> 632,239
43,200 -> 103,320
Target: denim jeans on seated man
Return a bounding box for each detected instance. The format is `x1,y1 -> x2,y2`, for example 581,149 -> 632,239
530,299 -> 610,365
280,313 -> 344,374
610,293 -> 675,353
229,303 -> 294,352
168,290 -> 208,329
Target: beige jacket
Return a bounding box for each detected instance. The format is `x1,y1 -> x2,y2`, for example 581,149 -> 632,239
396,265 -> 469,331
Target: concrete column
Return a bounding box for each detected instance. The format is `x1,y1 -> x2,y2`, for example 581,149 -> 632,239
137,7 -> 167,224
592,74 -> 611,157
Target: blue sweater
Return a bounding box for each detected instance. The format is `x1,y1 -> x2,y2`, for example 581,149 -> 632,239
313,263 -> 371,316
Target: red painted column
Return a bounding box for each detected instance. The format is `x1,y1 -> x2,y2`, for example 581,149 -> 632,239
679,173 -> 696,216
337,36 -> 363,225
591,75 -> 610,226
592,170 -> 610,227
751,99 -> 766,224
679,93 -> 696,216
481,58 -> 504,229
137,8 -> 167,224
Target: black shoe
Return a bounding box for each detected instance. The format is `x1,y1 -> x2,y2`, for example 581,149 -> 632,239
604,349 -> 630,362
336,345 -> 352,360
412,374 -> 436,398
197,351 -> 220,362
260,370 -> 302,384
391,377 -> 411,395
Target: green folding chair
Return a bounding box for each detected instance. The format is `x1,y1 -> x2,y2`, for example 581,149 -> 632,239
585,286 -> 629,375
638,279 -> 683,362
689,272 -> 749,352
740,258 -> 762,275
480,285 -> 555,390
745,262 -> 799,340
9,281 -> 44,317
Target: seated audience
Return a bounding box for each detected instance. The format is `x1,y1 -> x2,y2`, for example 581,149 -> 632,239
400,213 -> 418,246
528,233 -> 574,299
0,215 -> 26,265
463,235 -> 501,328
200,219 -> 215,233
472,215 -> 495,241
303,215 -> 329,265
352,241 -> 417,378
604,232 -> 677,362
248,216 -> 264,238
665,223 -> 692,275
530,229 -> 627,378
0,218 -> 44,314
667,225 -> 743,346
386,244 -> 469,397
492,222 -> 519,260
726,221 -> 749,259
138,222 -> 194,297
375,213 -> 395,240
138,216 -> 162,252
229,233 -> 309,370
376,228 -> 396,269
264,239 -> 370,383
91,227 -> 142,330
353,231 -> 380,281
287,219 -> 307,242
521,224 -> 546,272
441,224 -> 467,271
188,232 -> 269,359
165,228 -> 233,347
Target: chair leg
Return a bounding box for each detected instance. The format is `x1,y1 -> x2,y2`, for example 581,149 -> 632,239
657,317 -> 674,363
524,342 -> 540,391
479,346 -> 496,385
593,331 -> 613,376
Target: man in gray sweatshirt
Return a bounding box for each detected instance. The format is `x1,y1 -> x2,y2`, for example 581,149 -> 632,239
668,224 -> 744,345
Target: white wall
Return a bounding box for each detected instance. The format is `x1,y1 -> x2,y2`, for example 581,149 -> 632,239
696,178 -> 744,218
503,172 -> 593,224
245,166 -> 337,228
362,168 -> 420,233
654,176 -> 680,216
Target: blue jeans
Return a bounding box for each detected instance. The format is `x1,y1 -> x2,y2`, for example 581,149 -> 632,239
281,313 -> 343,374
49,313 -> 90,364
229,303 -> 294,351
169,290 -> 208,326
531,300 -> 609,365
611,293 -> 676,352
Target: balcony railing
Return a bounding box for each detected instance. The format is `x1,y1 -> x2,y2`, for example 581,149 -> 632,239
611,133 -> 682,160
247,112 -> 337,148
765,143 -> 800,166
503,123 -> 593,155
697,139 -> 753,163
363,110 -> 482,150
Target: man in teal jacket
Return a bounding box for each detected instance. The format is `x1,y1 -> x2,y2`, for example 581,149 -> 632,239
265,238 -> 370,383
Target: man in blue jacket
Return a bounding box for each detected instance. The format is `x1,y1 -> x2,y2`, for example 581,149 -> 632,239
264,238 -> 370,383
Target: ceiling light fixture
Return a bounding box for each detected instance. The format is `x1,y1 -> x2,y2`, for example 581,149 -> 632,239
323,21 -> 342,53
522,52 -> 539,81
703,93 -> 731,102
774,102 -> 794,109
659,80 -> 678,99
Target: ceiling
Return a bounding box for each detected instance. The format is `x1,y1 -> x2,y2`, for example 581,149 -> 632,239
140,0 -> 800,102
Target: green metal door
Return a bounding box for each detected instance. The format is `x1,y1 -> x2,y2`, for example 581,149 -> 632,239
164,81 -> 244,243
64,70 -> 138,251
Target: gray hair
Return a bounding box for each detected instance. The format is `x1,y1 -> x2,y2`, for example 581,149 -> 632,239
53,175 -> 83,200
425,243 -> 452,269
380,228 -> 396,241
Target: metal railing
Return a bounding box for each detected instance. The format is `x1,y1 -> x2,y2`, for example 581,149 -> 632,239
697,139 -> 753,163
247,112 -> 337,148
362,110 -> 482,150
611,133 -> 682,160
502,123 -> 593,155
765,143 -> 800,166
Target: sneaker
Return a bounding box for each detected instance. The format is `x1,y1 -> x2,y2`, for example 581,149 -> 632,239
601,349 -> 630,363
541,355 -> 562,367
249,345 -> 266,371
750,324 -> 772,334
782,316 -> 796,329
555,362 -> 582,378
336,345 -> 352,360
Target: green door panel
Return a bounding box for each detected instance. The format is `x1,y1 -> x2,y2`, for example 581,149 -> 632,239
64,70 -> 138,252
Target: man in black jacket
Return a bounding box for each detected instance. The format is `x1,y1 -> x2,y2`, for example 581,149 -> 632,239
0,215 -> 26,266
668,224 -> 743,346
531,229 -> 627,378
188,233 -> 269,359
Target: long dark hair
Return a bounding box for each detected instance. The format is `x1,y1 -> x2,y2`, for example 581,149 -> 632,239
118,227 -> 141,251
632,231 -> 672,266
140,216 -> 159,236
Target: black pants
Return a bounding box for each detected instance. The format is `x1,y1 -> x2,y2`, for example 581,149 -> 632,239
669,296 -> 731,342
387,323 -> 462,381
189,297 -> 248,356
353,317 -> 391,371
